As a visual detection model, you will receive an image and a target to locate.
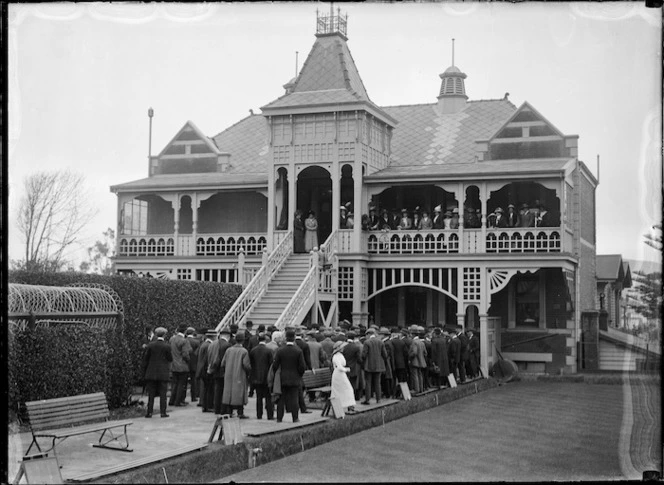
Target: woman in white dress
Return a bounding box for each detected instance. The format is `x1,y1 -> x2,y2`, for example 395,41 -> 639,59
331,341 -> 356,414
304,210 -> 318,252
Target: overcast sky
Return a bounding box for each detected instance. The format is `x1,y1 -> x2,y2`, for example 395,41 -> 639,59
7,2 -> 662,268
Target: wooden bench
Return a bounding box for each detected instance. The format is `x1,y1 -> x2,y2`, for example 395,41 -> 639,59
302,367 -> 333,416
24,392 -> 133,457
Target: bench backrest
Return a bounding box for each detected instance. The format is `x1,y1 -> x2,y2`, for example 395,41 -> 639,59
302,367 -> 332,389
25,392 -> 110,432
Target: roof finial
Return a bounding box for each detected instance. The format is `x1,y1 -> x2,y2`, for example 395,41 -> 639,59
452,38 -> 455,67
295,51 -> 299,77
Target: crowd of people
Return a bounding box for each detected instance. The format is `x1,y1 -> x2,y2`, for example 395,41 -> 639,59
142,321 -> 482,422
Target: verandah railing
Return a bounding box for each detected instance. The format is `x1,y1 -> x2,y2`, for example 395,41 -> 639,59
216,231 -> 293,332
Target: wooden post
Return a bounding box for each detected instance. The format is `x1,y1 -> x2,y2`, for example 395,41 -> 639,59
238,248 -> 245,285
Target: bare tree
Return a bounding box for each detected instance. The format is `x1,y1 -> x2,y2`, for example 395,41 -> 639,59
16,170 -> 98,271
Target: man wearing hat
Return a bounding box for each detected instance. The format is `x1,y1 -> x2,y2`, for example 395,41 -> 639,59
430,327 -> 450,388
494,207 -> 507,228
142,327 -> 172,418
273,329 -> 306,423
398,208 -> 412,230
519,203 -> 533,227
538,204 -> 553,227
390,329 -> 408,397
220,330 -> 251,418
196,329 -> 216,413
379,327 -> 395,399
464,206 -> 480,229
466,329 -> 480,379
207,327 -> 232,415
169,323 -> 192,407
408,327 -> 427,394
432,205 -> 444,229
294,327 -> 312,414
360,328 -> 388,404
378,208 -> 391,230
185,327 -> 200,404
506,204 -> 520,227
342,331 -> 362,401
487,211 -> 497,229
368,205 -> 380,231
249,332 -> 274,420
450,207 -> 460,229
321,330 -> 335,358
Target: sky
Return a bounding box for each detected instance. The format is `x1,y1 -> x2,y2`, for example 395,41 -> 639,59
7,2 -> 662,268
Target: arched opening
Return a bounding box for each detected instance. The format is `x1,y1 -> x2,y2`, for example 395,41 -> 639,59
368,286 -> 458,328
179,195 -> 193,234
297,166 -> 332,243
198,192 -> 267,233
122,194 -> 173,235
369,185 -> 457,230
465,304 -> 480,330
487,182 -> 561,227
275,167 -> 289,230
464,185 -> 481,228
340,164 -> 354,228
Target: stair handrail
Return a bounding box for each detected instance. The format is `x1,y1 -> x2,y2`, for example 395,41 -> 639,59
216,231 -> 293,332
273,264 -> 318,331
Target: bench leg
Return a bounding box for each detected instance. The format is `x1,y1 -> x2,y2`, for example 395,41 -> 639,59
93,425 -> 133,452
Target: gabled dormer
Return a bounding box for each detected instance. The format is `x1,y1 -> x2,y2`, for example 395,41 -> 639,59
150,121 -> 231,176
475,102 -> 579,161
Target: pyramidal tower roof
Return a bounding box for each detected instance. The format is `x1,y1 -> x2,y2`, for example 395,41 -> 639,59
262,7 -> 395,125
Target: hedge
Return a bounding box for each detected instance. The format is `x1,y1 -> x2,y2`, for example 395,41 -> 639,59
8,271 -> 242,410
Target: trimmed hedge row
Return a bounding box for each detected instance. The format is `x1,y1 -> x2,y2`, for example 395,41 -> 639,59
8,271 -> 242,410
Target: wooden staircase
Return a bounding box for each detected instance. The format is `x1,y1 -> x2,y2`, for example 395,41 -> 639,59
245,254 -> 311,328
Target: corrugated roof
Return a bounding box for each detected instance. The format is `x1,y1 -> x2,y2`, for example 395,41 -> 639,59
110,172 -> 267,192
365,157 -> 571,180
596,254 -> 624,281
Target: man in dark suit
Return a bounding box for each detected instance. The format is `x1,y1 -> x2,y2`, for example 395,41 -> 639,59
457,329 -> 469,384
142,327 -> 173,418
169,323 -> 192,407
272,329 -> 306,423
196,330 -> 215,413
447,330 -> 461,383
390,329 -> 408,397
249,332 -> 274,420
207,328 -> 232,415
294,327 -> 312,413
185,327 -> 200,403
342,331 -> 362,400
361,328 -> 388,404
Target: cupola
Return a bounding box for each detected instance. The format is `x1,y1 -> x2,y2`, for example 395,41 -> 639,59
437,39 -> 468,114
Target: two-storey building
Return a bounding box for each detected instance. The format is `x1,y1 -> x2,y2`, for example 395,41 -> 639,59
111,11 -> 599,375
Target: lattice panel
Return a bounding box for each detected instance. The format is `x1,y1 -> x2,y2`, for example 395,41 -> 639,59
338,266 -> 354,301
177,269 -> 192,280
463,267 -> 481,301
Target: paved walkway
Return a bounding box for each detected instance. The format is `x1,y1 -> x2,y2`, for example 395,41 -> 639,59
7,392 -> 395,482
218,380 -> 662,482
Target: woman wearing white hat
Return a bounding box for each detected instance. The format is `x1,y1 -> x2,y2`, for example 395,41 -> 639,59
331,341 -> 356,414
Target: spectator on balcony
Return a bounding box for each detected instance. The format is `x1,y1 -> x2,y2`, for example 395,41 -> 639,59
450,208 -> 460,229
531,206 -> 541,227
506,204 -> 520,227
304,211 -> 318,251
339,206 -> 348,229
494,207 -> 507,228
412,207 -> 422,230
379,208 -> 391,230
346,212 -> 355,229
538,205 -> 553,227
398,208 -> 413,230
443,209 -> 453,229
487,211 -> 497,228
419,209 -> 433,230
390,210 -> 401,230
368,206 -> 380,230
464,206 -> 481,229
361,214 -> 370,231
432,205 -> 444,229
519,203 -> 534,227
293,210 -> 306,254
